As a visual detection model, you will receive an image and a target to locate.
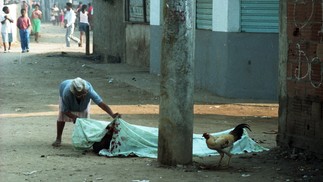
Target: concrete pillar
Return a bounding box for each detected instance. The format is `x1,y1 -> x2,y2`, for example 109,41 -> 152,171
158,0 -> 195,166
93,0 -> 125,63
277,0 -> 288,145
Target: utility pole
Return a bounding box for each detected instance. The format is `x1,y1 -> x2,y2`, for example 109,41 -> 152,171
158,1 -> 196,166
86,25 -> 90,55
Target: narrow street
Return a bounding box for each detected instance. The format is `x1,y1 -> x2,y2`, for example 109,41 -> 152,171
0,23 -> 320,182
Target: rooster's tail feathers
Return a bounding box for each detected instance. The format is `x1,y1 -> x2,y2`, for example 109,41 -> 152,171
229,123 -> 251,142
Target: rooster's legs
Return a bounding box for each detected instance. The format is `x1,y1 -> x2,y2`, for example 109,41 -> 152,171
217,151 -> 233,167
217,152 -> 224,166
226,153 -> 232,166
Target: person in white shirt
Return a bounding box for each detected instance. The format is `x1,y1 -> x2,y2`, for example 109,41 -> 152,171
1,6 -> 13,53
51,4 -> 60,26
64,2 -> 80,47
78,4 -> 89,47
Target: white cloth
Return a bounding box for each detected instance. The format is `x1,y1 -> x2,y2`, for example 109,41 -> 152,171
1,14 -> 13,33
64,9 -> 76,27
72,118 -> 269,158
72,118 -> 109,149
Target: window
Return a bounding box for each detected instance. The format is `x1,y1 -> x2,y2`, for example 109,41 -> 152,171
125,0 -> 150,23
196,0 -> 212,30
241,0 -> 279,33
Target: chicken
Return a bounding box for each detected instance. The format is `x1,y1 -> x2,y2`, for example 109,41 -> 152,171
202,123 -> 251,167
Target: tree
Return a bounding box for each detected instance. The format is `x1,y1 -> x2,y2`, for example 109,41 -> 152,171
158,0 -> 196,166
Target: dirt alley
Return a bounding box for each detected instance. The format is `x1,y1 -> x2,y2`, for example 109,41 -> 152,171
0,24 -> 322,182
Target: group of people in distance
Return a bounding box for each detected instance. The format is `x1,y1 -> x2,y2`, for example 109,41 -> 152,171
64,2 -> 92,48
1,1 -> 41,53
52,2 -> 93,48
1,1 -> 93,53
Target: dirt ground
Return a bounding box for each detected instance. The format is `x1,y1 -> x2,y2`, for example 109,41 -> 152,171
0,24 -> 322,182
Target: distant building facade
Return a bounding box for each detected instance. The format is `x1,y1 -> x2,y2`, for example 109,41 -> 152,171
94,0 -> 279,100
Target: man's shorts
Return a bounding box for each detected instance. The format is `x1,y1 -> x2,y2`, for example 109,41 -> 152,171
57,96 -> 91,122
1,33 -> 13,43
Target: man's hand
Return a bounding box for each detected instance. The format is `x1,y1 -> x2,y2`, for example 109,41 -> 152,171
112,113 -> 121,119
72,116 -> 78,124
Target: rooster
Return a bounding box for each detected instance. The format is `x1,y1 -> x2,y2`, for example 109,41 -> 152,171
202,124 -> 251,167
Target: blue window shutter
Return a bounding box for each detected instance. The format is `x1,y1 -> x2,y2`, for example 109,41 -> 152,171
196,0 -> 212,30
241,0 -> 279,33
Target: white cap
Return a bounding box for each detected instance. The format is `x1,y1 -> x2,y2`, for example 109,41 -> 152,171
70,77 -> 86,93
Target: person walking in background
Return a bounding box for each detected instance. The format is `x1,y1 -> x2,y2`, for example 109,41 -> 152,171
64,2 -> 80,47
21,1 -> 29,17
31,4 -> 42,43
51,4 -> 59,26
78,4 -> 89,47
74,2 -> 82,28
76,2 -> 83,13
87,3 -> 93,30
1,6 -> 14,53
52,77 -> 120,147
17,8 -> 31,53
59,9 -> 65,27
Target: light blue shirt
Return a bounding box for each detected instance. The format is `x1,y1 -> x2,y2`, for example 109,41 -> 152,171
59,79 -> 103,112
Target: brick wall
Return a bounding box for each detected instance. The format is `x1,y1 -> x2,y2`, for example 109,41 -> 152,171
278,0 -> 323,156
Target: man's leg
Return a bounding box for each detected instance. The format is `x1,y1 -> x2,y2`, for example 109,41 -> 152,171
8,33 -> 12,50
52,121 -> 65,147
2,33 -> 7,52
19,30 -> 25,52
23,31 -> 27,51
69,24 -> 80,44
8,33 -> 12,51
66,26 -> 71,47
79,31 -> 84,47
2,42 -> 6,52
35,32 -> 39,43
25,30 -> 30,51
70,34 -> 80,44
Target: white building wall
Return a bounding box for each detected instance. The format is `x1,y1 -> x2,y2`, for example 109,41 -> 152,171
149,0 -> 278,100
213,0 -> 240,32
150,0 -> 161,26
